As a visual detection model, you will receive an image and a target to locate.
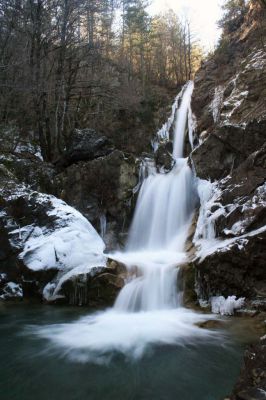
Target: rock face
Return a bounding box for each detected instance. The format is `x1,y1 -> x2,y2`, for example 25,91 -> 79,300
191,120 -> 266,181
154,142 -> 173,170
55,149 -> 138,248
190,8 -> 266,394
229,336 -> 266,400
193,147 -> 266,301
191,3 -> 266,305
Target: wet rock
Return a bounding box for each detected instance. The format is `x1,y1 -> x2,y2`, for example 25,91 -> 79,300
107,259 -> 127,276
197,320 -> 224,329
229,337 -> 266,400
181,264 -> 198,307
154,142 -> 173,170
61,268 -> 124,307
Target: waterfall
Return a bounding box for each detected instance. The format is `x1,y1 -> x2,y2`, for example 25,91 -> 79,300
33,82 -> 217,363
173,81 -> 194,159
112,81 -> 196,313
99,213 -> 107,238
127,159 -> 194,252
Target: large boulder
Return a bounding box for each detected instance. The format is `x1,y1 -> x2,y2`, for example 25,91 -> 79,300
0,177 -> 108,302
60,267 -> 124,307
55,150 -> 139,248
56,128 -> 114,168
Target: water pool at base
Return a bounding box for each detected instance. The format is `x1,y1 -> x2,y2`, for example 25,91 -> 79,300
0,304 -> 252,400
0,83 -> 254,400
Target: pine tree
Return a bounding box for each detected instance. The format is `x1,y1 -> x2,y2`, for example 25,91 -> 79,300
218,0 -> 248,34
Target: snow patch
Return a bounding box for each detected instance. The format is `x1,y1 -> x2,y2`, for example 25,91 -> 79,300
211,295 -> 245,316
196,226 -> 266,262
193,178 -> 266,261
193,179 -> 223,248
19,194 -> 106,272
210,86 -> 224,123
188,101 -> 197,151
0,282 -> 23,300
244,48 -> 266,71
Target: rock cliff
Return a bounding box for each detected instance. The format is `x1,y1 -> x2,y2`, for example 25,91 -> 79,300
191,1 -> 266,305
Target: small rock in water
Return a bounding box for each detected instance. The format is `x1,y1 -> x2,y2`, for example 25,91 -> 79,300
196,320 -> 224,329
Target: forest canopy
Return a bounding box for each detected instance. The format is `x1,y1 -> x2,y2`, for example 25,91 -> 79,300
0,0 -> 204,160
0,0 -> 253,160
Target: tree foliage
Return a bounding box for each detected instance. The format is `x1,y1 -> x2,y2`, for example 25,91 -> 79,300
0,0 -> 202,160
218,0 -> 248,34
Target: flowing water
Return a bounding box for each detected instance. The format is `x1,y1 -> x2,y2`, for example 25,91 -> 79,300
0,304 -> 254,400
0,82 -> 251,399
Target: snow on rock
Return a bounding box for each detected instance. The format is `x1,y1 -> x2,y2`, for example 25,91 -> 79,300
18,193 -> 106,272
223,187 -> 266,236
193,176 -> 266,261
243,48 -> 266,72
211,295 -> 245,315
188,101 -> 197,151
195,213 -> 266,262
13,142 -> 43,160
44,265 -> 106,301
210,86 -> 224,123
193,178 -> 225,257
0,273 -> 7,283
220,87 -> 249,122
0,282 -> 23,300
0,183 -> 107,301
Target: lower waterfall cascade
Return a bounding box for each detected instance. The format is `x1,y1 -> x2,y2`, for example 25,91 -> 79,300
30,81 -> 222,363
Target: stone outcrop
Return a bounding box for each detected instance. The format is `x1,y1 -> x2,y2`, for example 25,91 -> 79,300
191,120 -> 266,181
60,263 -> 125,307
55,149 -> 139,248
